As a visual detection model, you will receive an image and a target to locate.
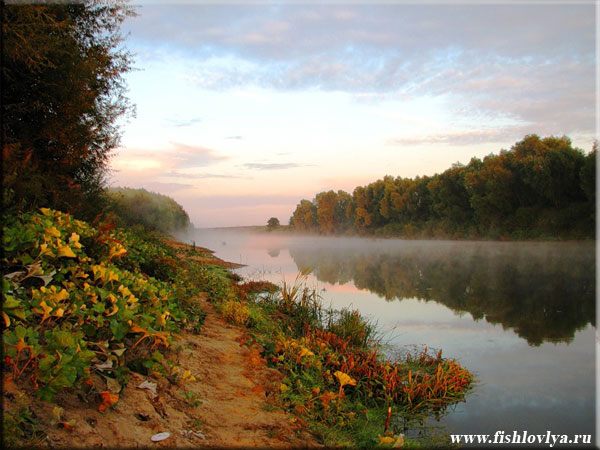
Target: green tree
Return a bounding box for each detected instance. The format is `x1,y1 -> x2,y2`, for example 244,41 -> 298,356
267,217 -> 280,231
107,188 -> 191,233
2,1 -> 135,219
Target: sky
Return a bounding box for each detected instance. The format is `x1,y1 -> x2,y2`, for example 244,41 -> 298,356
109,1 -> 597,228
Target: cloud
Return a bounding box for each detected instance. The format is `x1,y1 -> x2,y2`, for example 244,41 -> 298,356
162,170 -> 249,180
243,162 -> 305,170
225,135 -> 243,140
185,194 -> 302,209
166,117 -> 203,128
124,3 -> 594,137
169,141 -> 228,167
387,127 -> 534,147
139,182 -> 194,193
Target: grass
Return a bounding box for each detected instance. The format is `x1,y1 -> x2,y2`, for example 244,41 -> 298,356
2,207 -> 473,447
1,208 -> 212,445
209,272 -> 475,447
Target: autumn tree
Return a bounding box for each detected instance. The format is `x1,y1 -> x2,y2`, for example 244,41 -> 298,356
316,190 -> 338,234
335,190 -> 354,232
291,199 -> 318,231
2,1 -> 135,219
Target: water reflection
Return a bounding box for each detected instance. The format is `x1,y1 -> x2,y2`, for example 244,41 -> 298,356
288,240 -> 595,346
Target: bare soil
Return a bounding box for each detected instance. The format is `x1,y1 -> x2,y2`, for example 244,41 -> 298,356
6,297 -> 318,448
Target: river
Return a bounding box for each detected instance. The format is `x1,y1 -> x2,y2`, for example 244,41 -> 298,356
184,229 -> 597,446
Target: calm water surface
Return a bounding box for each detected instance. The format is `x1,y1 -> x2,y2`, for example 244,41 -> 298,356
186,230 -> 597,445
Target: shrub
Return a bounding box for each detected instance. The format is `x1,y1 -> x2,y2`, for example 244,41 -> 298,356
1,208 -> 189,401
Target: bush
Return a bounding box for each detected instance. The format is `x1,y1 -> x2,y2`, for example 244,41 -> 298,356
326,307 -> 377,350
1,208 -> 189,401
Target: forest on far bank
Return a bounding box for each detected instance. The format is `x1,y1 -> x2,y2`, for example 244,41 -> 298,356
290,135 -> 596,240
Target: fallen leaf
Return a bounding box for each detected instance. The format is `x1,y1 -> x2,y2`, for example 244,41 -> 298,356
378,434 -> 395,445
50,406 -> 63,426
59,420 -> 76,431
104,376 -> 121,394
94,360 -> 113,371
151,432 -> 171,442
137,380 -> 158,398
98,391 -> 119,412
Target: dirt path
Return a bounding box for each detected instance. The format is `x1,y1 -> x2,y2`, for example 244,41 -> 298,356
38,297 -> 318,448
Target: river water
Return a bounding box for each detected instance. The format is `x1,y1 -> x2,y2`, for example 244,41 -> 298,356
185,230 -> 597,446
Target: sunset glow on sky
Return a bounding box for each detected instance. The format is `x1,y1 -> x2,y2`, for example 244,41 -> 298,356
110,1 -> 596,227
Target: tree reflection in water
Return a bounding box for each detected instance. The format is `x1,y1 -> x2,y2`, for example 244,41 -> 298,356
289,241 -> 595,346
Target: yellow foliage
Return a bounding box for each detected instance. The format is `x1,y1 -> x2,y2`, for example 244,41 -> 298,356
57,245 -> 76,258
334,371 -> 356,388
108,245 -> 127,260
45,226 -> 61,237
39,243 -> 55,257
299,347 -> 314,358
69,233 -> 82,249
220,300 -> 249,326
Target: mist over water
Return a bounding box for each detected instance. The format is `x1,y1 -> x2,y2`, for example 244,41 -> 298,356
180,229 -> 596,444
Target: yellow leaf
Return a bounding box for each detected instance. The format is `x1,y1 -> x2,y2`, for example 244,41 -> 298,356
45,226 -> 61,237
105,305 -> 119,317
68,233 -> 82,248
108,246 -> 127,260
279,383 -> 289,393
57,245 -> 76,258
299,347 -> 314,357
55,289 -> 69,302
118,285 -> 131,297
36,300 -> 53,322
106,271 -> 119,283
50,406 -> 63,425
334,371 -> 356,388
54,308 -> 65,318
40,208 -> 51,216
378,435 -> 395,445
2,311 -> 10,327
92,265 -> 106,281
39,243 -> 54,257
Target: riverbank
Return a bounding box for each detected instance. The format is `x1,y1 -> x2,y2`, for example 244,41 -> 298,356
2,209 -> 473,447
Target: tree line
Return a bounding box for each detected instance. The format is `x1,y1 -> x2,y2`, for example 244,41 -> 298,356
290,135 -> 596,239
108,187 -> 191,232
2,1 -> 136,219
